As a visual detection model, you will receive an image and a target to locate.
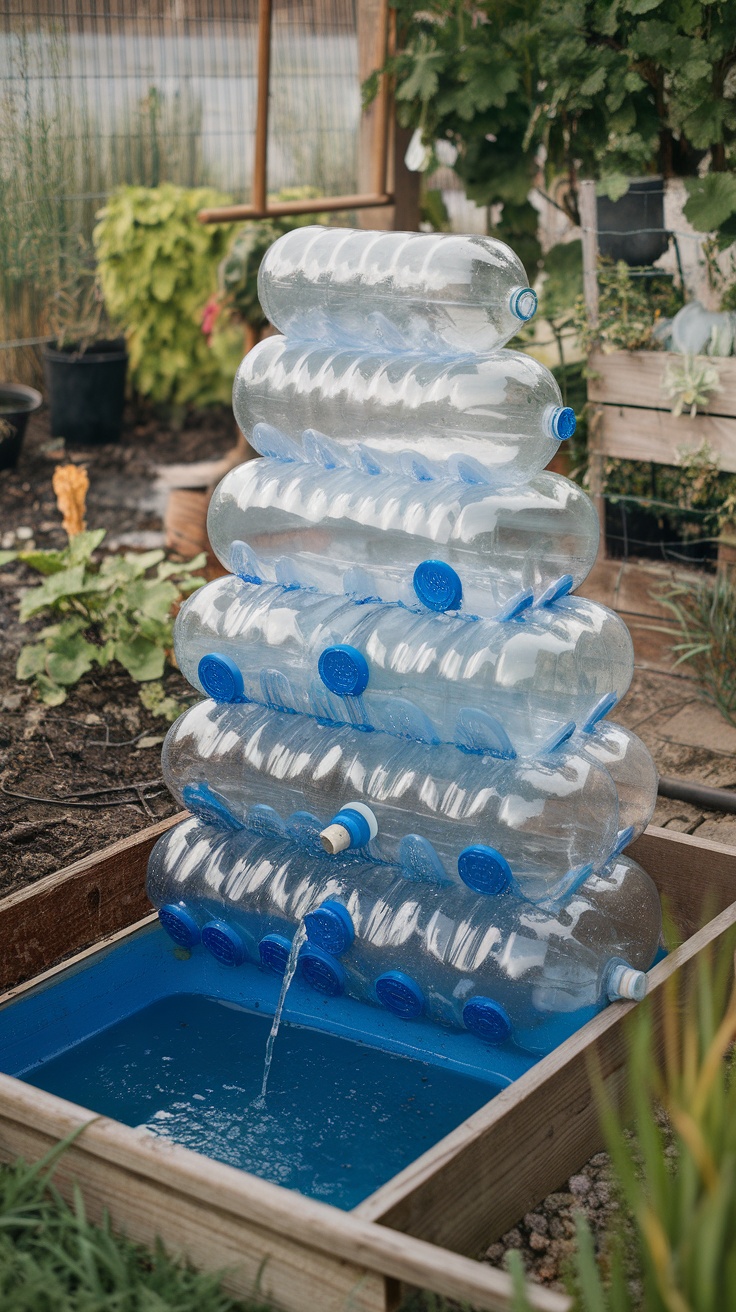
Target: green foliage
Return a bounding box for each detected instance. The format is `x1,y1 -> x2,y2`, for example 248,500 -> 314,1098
661,355 -> 723,418
659,576 -> 736,727
7,531 -> 204,715
93,185 -> 243,406
563,936 -> 736,1311
575,261 -> 683,355
0,1142 -> 269,1310
373,1 -> 736,231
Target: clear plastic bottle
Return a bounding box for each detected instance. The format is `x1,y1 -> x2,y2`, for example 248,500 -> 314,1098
575,695 -> 658,842
148,817 -> 660,1055
161,699 -> 620,896
233,338 -> 576,485
257,226 -> 538,354
207,455 -> 599,616
173,576 -> 634,756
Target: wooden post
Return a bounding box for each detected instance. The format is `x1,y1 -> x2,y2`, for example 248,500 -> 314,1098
358,0 -> 392,230
579,179 -> 599,327
252,0 -> 273,212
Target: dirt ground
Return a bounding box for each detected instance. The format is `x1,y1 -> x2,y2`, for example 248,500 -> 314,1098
2,404 -> 735,1294
0,403 -> 235,894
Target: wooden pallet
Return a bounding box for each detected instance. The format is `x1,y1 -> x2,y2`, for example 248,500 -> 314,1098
1,821 -> 736,1311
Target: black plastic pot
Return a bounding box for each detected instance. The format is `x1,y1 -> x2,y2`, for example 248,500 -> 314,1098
596,176 -> 669,267
0,383 -> 43,470
43,339 -> 127,446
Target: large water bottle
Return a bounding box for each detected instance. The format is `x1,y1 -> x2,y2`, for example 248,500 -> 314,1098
147,817 -> 660,1055
233,338 -> 576,485
207,455 -> 599,617
258,226 -> 538,355
173,576 -> 634,756
575,695 -> 658,841
162,699 -> 621,898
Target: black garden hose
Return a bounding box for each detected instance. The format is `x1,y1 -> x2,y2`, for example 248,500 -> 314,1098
657,776 -> 736,816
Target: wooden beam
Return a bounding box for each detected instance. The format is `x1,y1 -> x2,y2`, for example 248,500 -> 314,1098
0,1072 -> 568,1312
579,180 -> 599,327
596,404 -> 736,473
198,192 -> 393,223
0,814 -> 183,992
588,350 -> 736,416
252,0 -> 272,212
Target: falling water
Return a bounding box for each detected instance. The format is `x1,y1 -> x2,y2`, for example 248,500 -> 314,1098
257,922 -> 308,1103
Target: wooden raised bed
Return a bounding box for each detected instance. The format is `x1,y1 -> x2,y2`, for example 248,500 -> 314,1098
1,821 -> 736,1311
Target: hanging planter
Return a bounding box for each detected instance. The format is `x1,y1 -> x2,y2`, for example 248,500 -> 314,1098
43,338 -> 128,446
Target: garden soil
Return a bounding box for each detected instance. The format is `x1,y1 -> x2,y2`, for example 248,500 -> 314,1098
1,405 -> 735,1293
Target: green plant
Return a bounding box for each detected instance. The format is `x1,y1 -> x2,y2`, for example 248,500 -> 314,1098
571,937 -> 736,1310
0,1140 -> 268,1310
1,465 -> 204,716
0,28 -> 210,387
371,1 -> 735,233
93,185 -> 243,407
575,261 -> 683,355
661,356 -> 723,418
5,530 -> 203,715
658,576 -> 736,726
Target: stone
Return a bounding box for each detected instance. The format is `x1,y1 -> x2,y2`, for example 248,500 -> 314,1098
500,1228 -> 523,1249
529,1231 -> 550,1252
569,1173 -> 591,1196
523,1212 -> 549,1235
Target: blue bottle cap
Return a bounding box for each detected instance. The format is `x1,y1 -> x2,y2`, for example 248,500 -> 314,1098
375,971 -> 425,1019
259,933 -> 294,975
536,574 -> 574,607
182,783 -> 243,832
413,560 -> 463,613
318,644 -> 370,697
581,692 -> 618,733
158,903 -> 201,948
463,996 -> 512,1044
457,845 -> 513,896
510,286 -> 537,321
304,900 -> 355,956
201,919 -> 247,967
198,653 -> 245,703
328,806 -> 372,850
551,407 -> 577,441
300,944 -> 346,997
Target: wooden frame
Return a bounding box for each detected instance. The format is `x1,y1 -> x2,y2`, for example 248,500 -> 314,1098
197,0 -> 395,225
2,821 -> 736,1311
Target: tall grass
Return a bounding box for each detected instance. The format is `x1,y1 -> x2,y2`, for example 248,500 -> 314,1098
0,28 -> 208,385
658,578 -> 736,727
0,1137 -> 271,1310
505,935 -> 736,1311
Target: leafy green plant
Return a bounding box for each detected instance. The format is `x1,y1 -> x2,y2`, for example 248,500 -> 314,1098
0,1140 -> 268,1310
371,1 -> 735,232
658,576 -> 736,726
568,936 -> 736,1311
2,529 -> 204,716
575,261 -> 683,355
93,185 -> 243,406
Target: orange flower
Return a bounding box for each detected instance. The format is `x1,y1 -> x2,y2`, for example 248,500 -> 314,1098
52,463 -> 89,538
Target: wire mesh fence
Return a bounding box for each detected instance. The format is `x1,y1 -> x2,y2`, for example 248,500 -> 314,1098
0,0 -> 360,383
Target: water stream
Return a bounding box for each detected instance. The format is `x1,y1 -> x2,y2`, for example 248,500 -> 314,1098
257,922 -> 308,1103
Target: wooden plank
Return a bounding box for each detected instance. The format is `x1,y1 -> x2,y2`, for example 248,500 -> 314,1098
588,350 -> 736,417
579,180 -> 599,327
596,403 -> 736,473
0,1076 -> 569,1312
356,828 -> 736,1252
0,814 -> 184,992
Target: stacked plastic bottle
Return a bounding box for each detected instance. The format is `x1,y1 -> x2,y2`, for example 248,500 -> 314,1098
148,227 -> 662,1057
